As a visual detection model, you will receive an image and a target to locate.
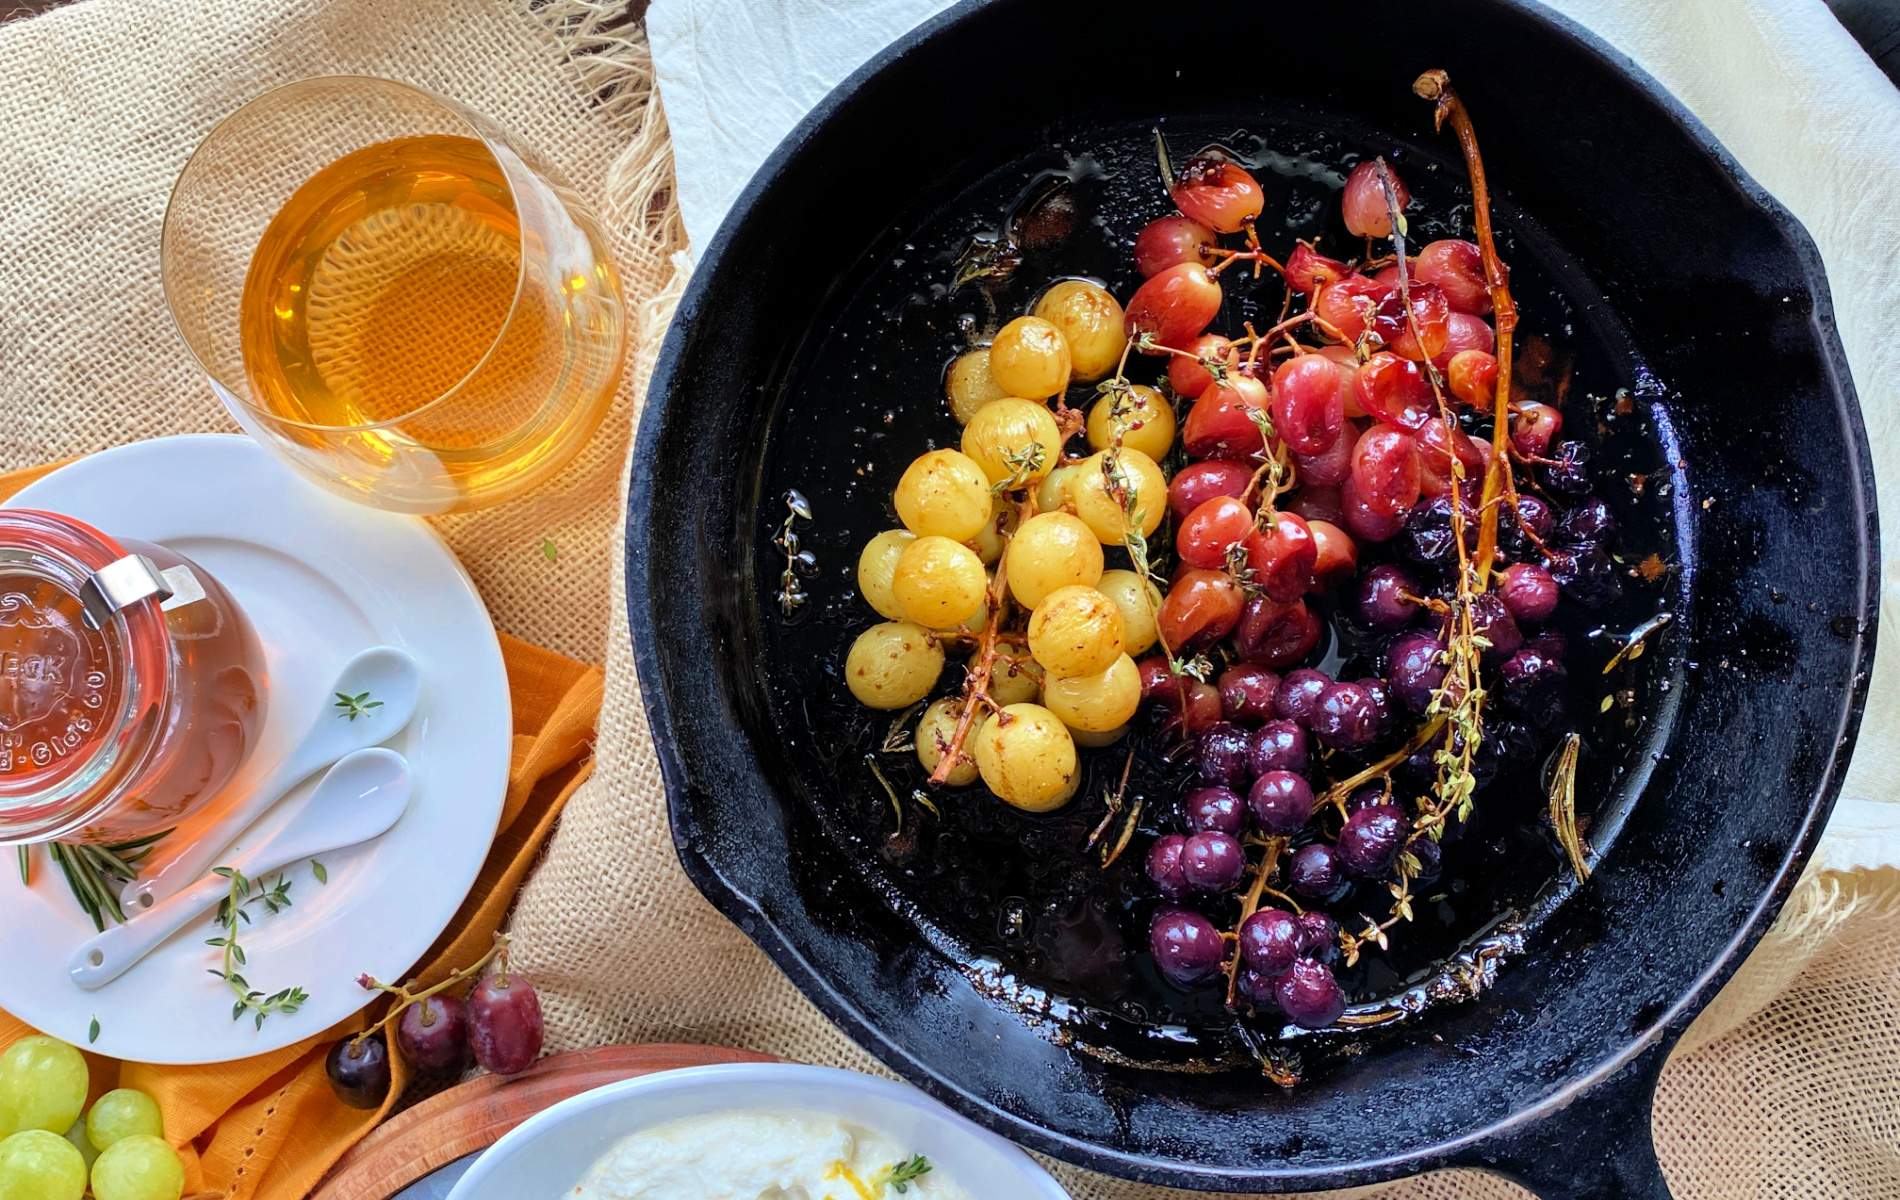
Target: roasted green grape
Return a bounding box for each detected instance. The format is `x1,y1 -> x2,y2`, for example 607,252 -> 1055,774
856,529 -> 917,620
844,622 -> 943,709
1036,464 -> 1077,514
1033,280 -> 1126,382
1071,448 -> 1168,545
1006,512 -> 1103,609
89,1135 -> 182,1200
970,495 -> 1017,565
944,348 -> 1009,424
84,1092 -> 161,1154
916,697 -> 986,786
1096,569 -> 1162,656
973,703 -> 1078,811
961,398 -> 1060,485
0,1130 -> 87,1200
1028,585 -> 1126,679
1042,653 -> 1141,732
894,449 -> 991,541
986,653 -> 1043,705
0,1037 -> 88,1136
1085,383 -> 1176,463
988,316 -> 1072,399
891,536 -> 987,630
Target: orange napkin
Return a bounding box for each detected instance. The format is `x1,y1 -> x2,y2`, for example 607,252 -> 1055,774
0,464 -> 606,1200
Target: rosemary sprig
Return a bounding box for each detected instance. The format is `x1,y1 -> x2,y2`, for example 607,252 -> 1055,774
37,831 -> 171,932
1548,733 -> 1591,880
206,866 -> 308,1029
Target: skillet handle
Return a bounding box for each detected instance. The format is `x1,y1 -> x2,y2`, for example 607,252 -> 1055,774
1455,1037 -> 1675,1199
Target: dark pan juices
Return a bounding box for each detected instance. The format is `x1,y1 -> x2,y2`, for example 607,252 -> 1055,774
754,112 -> 1681,1073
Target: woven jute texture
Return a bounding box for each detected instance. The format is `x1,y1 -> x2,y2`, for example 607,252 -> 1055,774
2,0 -> 1896,1196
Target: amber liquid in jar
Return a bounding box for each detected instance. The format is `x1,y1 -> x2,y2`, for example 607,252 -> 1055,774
0,514 -> 267,845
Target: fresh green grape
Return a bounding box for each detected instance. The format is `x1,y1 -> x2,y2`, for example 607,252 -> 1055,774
986,654 -> 1042,706
1027,586 -> 1125,679
969,495 -> 1017,566
893,449 -> 991,541
844,622 -> 943,710
86,1091 -> 162,1153
891,537 -> 987,630
62,1121 -> 97,1175
0,1037 -> 88,1135
1042,654 -> 1141,732
1071,449 -> 1167,545
0,1129 -> 87,1200
1033,280 -> 1125,383
1096,569 -> 1162,657
856,529 -> 916,620
972,703 -> 1077,811
89,1135 -> 182,1200
916,698 -> 985,786
987,316 -> 1071,399
1005,513 -> 1102,610
961,398 -> 1060,485
1036,464 -> 1077,514
944,349 -> 1008,425
1086,383 -> 1176,462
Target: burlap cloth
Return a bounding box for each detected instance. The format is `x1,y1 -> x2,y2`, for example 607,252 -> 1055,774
0,0 -> 1896,1196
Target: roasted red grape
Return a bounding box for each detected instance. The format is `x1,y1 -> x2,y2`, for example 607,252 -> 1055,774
1432,312 -> 1496,371
1288,843 -> 1345,900
1158,568 -> 1245,652
1386,629 -> 1448,712
1338,804 -> 1410,878
1247,719 -> 1309,776
1289,485 -> 1345,526
1216,663 -> 1280,726
1283,242 -> 1349,295
1373,282 -> 1450,362
1177,495 -> 1254,570
469,969 -> 544,1076
1341,160 -> 1409,238
1134,215 -> 1219,278
1307,519 -> 1357,589
1277,959 -> 1347,1029
1248,770 -> 1315,834
1354,353 -> 1433,430
1314,273 -> 1388,344
1238,908 -> 1301,976
1311,680 -> 1382,751
1414,238 -> 1491,314
1182,378 -> 1270,461
1169,333 -> 1239,399
1182,830 -> 1248,891
1233,595 -> 1320,668
1168,459 -> 1255,521
1351,424 -> 1423,517
1497,562 -> 1560,623
1512,401 -> 1564,457
1350,562 -> 1421,630
1125,262 -> 1222,350
1182,786 -> 1246,835
1171,155 -> 1265,233
1146,834 -> 1192,899
1150,908 -> 1226,988
1273,668 -> 1331,727
1339,475 -> 1407,542
1195,721 -> 1253,790
1447,349 -> 1499,409
1292,429 -> 1357,488
1271,354 -> 1346,455
1241,513 -> 1317,603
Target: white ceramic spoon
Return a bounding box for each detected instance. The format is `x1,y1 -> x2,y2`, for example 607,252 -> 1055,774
70,748 -> 412,989
128,645 -> 421,911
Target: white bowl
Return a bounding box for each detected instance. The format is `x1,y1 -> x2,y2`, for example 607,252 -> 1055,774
445,1062 -> 1072,1199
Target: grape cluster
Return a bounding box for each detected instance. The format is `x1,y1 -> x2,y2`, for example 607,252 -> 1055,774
841,127 -> 1618,1034
325,948 -> 545,1109
0,1035 -> 183,1200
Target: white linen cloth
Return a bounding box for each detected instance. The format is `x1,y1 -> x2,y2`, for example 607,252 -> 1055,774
646,0 -> 1900,868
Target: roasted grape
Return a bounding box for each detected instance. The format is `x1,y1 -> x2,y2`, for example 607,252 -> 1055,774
1415,239 -> 1491,314
892,536 -> 987,630
1146,834 -> 1192,899
1238,908 -> 1302,976
1308,519 -> 1358,589
1248,719 -> 1309,776
894,449 -> 991,541
987,654 -> 1044,706
1125,262 -> 1221,350
1288,842 -> 1345,900
1095,570 -> 1161,657
1006,512 -> 1103,608
1284,243 -> 1348,295
1276,959 -> 1347,1029
1342,159 -> 1408,238
1182,786 -> 1245,836
988,315 -> 1072,398
1036,463 -> 1077,514
962,398 -> 1060,485
1497,562 -> 1560,624
1168,333 -> 1238,399
970,495 -> 1017,565
1042,654 -> 1140,732
1387,630 -> 1449,713
1157,568 -> 1244,653
1216,663 -> 1279,726
845,622 -> 944,709
1149,908 -> 1225,988
1177,495 -> 1253,571
1272,354 -> 1345,456
856,529 -> 916,620
1167,459 -> 1254,521
1171,155 -> 1265,233
917,698 -> 983,786
1182,379 -> 1269,461
1233,595 -> 1320,669
1338,804 -> 1410,879
1351,424 -> 1423,518
1182,830 -> 1247,891
973,703 -> 1078,811
1086,383 -> 1176,461
1249,770 -> 1315,834
1071,449 -> 1168,545
1133,215 -> 1218,279
944,349 -> 1008,424
1241,513 -> 1318,603
1034,280 -> 1125,382
1195,722 -> 1252,790
1028,585 -> 1125,679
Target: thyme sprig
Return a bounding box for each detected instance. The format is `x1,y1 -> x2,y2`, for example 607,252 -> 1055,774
207,866 -> 308,1029
1548,733 -> 1591,880
875,1154 -> 934,1193
334,691 -> 384,722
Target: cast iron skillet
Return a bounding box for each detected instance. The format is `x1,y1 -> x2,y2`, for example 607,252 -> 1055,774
626,0 -> 1878,1194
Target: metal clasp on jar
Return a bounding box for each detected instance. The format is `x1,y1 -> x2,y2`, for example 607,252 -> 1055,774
79,555 -> 206,629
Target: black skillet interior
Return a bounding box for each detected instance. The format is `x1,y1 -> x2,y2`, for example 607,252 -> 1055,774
628,0 -> 1877,1193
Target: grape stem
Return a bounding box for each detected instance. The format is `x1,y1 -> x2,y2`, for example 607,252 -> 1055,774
925,495 -> 1035,786
1222,836 -> 1288,1010
352,932 -> 511,1051
1414,69 -> 1521,589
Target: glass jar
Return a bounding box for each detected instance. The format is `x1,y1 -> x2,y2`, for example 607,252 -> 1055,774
0,511 -> 268,844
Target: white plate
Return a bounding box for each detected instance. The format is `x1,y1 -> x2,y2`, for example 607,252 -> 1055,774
0,435 -> 510,1063
446,1064 -> 1072,1200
